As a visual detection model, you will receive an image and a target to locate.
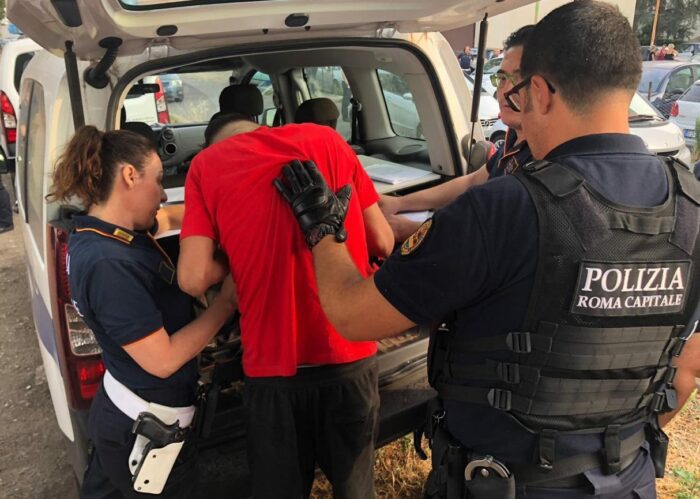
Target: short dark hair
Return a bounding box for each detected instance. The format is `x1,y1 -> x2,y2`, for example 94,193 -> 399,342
520,0 -> 641,114
204,112 -> 253,146
504,25 -> 534,50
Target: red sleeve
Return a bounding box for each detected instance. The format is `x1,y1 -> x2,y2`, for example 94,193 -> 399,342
326,130 -> 378,210
180,155 -> 217,241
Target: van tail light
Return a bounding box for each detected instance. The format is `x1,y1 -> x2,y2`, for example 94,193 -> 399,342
670,102 -> 679,117
155,78 -> 170,124
0,91 -> 17,144
52,226 -> 104,410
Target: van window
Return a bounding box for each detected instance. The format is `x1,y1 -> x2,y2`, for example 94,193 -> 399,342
14,52 -> 35,91
16,80 -> 32,220
249,71 -> 276,123
25,81 -> 47,250
377,69 -> 423,140
303,66 -> 352,140
165,71 -> 230,124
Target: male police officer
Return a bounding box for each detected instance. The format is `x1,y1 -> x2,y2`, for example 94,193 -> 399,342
274,2 -> 700,498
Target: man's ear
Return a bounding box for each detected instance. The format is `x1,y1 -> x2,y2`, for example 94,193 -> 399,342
121,164 -> 138,189
530,75 -> 554,114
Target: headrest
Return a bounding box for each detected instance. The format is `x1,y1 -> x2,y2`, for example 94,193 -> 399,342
122,122 -> 158,146
219,84 -> 263,117
294,98 -> 340,129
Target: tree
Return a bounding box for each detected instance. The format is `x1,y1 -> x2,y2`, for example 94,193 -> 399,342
634,0 -> 700,45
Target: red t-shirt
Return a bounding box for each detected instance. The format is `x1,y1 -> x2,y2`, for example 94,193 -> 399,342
181,123 -> 379,377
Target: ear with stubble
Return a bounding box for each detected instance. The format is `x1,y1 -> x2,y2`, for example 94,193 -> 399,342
529,75 -> 555,114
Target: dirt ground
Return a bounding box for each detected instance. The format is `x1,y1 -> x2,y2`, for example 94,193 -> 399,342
0,167 -> 697,498
0,206 -> 77,497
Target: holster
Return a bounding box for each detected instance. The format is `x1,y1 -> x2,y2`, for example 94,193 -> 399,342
646,419 -> 669,478
423,425 -> 468,499
464,471 -> 516,499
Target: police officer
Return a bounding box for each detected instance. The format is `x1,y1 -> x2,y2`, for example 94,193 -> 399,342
379,25 -> 534,241
274,2 -> 700,498
48,126 -> 237,497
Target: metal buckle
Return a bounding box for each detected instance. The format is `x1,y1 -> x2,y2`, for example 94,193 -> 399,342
506,332 -> 532,353
464,455 -> 511,481
487,388 -> 512,411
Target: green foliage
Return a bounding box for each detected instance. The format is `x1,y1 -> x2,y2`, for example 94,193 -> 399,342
672,468 -> 700,499
634,0 -> 700,45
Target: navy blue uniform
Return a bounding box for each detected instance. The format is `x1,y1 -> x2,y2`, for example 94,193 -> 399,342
69,215 -> 197,498
486,128 -> 531,179
375,134 -> 698,497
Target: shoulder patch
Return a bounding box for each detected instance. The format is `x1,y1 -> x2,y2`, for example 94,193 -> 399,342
401,219 -> 433,256
112,228 -> 135,243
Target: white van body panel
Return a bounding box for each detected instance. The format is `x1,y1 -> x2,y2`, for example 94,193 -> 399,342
9,0 -> 536,60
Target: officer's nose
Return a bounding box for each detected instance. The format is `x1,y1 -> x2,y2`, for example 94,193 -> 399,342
160,186 -> 168,204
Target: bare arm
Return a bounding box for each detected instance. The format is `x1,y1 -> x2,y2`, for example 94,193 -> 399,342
312,237 -> 414,341
379,165 -> 489,215
660,333 -> 700,427
155,204 -> 185,236
178,236 -> 229,297
362,203 -> 394,258
124,275 -> 237,378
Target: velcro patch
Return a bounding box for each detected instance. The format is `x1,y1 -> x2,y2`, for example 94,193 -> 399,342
401,219 -> 433,256
571,260 -> 691,317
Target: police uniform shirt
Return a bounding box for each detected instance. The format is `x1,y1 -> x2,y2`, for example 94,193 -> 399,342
68,215 -> 197,407
486,128 -> 532,179
375,133 -> 700,464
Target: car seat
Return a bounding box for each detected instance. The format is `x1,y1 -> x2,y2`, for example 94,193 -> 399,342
294,97 -> 340,129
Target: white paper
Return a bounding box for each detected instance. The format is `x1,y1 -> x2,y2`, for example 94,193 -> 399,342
400,211 -> 433,223
364,163 -> 432,184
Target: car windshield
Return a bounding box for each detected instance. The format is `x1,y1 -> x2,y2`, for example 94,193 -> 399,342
638,68 -> 668,94
628,93 -> 662,120
464,74 -> 489,95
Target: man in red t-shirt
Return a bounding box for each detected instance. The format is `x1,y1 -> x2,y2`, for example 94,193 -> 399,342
178,113 -> 394,498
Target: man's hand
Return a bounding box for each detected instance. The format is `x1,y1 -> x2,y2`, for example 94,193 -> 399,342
274,159 -> 352,249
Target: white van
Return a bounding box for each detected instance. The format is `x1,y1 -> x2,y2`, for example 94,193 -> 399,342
8,0 -> 537,493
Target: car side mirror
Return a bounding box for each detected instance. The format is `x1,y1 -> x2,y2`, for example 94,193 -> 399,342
261,107 -> 277,127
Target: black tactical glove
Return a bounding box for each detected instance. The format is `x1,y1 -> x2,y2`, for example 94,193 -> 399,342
274,159 -> 352,249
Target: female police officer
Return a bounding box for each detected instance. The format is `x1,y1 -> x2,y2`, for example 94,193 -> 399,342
48,126 -> 236,497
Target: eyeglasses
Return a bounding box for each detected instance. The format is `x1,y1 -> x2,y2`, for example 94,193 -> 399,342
489,70 -> 520,89
504,75 -> 556,112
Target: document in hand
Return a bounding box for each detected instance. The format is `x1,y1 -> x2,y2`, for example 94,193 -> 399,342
364,163 -> 433,185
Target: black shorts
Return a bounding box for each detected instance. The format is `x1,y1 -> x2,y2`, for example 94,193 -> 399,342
244,355 -> 380,499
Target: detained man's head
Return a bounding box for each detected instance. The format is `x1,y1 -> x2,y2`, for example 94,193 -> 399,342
515,0 -> 641,158
494,25 -> 533,132
204,112 -> 260,146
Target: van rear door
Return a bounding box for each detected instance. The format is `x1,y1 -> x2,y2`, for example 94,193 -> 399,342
8,0 -> 536,60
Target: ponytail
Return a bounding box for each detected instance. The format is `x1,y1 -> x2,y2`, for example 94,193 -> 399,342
48,125 -> 156,207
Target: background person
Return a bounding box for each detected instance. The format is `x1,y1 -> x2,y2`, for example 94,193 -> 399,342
47,126 -> 237,498
275,2 -> 700,498
177,114 -> 394,499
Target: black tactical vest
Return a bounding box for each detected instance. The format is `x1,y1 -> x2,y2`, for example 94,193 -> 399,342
429,158 -> 700,479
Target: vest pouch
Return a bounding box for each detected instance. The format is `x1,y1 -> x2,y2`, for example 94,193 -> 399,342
646,423 -> 669,478
428,322 -> 451,387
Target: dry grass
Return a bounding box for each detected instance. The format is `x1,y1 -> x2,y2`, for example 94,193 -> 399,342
311,392 -> 699,498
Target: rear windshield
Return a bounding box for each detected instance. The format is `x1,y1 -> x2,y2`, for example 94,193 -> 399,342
119,0 -> 267,9
682,84 -> 700,102
638,68 -> 667,94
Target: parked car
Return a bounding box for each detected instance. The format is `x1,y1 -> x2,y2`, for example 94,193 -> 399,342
9,0 -> 527,494
159,73 -> 184,102
0,37 -> 40,173
463,72 -> 499,137
486,93 -> 692,166
639,61 -> 700,117
669,80 -> 700,148
678,42 -> 700,61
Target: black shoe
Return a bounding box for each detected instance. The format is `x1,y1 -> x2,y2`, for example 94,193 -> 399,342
0,225 -> 13,234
